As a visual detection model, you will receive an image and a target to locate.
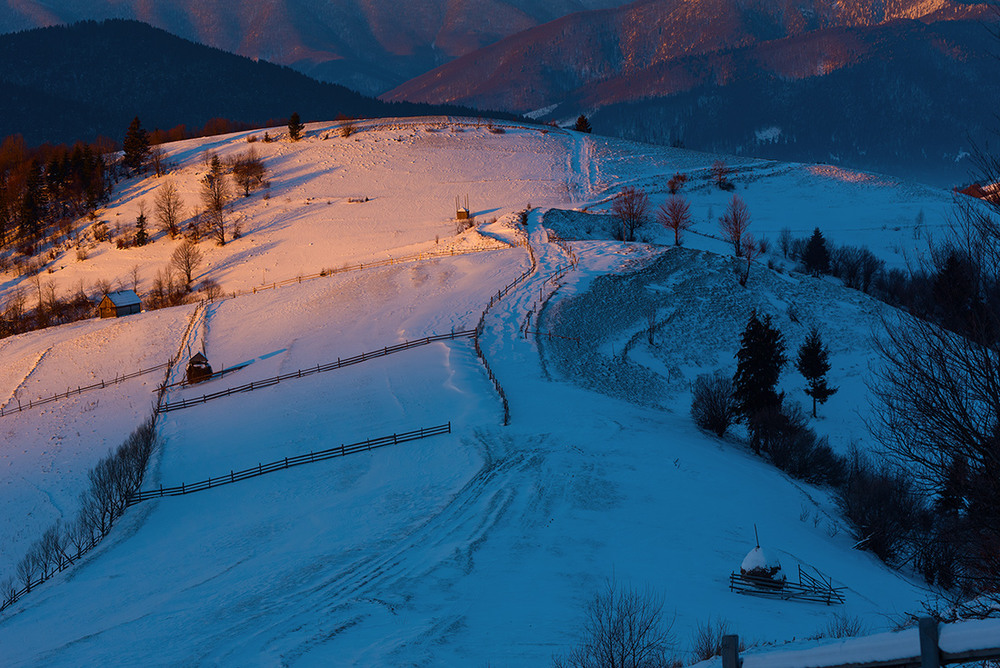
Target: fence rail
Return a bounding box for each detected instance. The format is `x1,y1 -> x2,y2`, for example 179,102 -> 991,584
0,361 -> 170,419
717,616 -> 1000,668
157,331 -> 475,413
472,238 -> 537,426
128,422 -> 451,504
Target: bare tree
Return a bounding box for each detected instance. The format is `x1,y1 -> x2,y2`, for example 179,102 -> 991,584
149,145 -> 165,177
720,194 -> 751,257
201,155 -> 229,245
154,181 -> 183,238
611,186 -> 650,242
15,550 -> 38,593
553,577 -> 675,668
171,240 -> 204,287
739,234 -> 764,286
231,147 -> 267,197
656,195 -> 691,246
711,160 -> 733,190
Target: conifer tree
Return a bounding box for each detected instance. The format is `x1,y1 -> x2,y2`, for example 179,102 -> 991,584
803,227 -> 830,276
574,114 -> 592,133
122,117 -> 149,175
134,204 -> 149,247
795,327 -> 837,417
733,311 -> 787,452
287,112 -> 304,141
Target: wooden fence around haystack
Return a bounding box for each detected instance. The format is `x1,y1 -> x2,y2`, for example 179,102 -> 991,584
128,422 -> 451,505
157,331 -> 476,413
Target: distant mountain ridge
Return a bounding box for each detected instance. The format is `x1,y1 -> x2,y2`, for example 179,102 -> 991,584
384,0 -> 992,111
0,20 -> 512,147
0,0 -> 633,94
381,0 -> 998,185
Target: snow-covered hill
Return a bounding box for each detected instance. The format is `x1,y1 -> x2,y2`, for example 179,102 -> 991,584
0,119 -> 956,664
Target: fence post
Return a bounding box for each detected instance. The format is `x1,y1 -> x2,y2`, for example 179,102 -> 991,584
721,635 -> 740,668
919,617 -> 941,668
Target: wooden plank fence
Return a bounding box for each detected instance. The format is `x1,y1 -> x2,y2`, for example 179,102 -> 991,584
719,617 -> 1000,668
0,361 -> 170,419
157,331 -> 476,413
128,422 -> 451,504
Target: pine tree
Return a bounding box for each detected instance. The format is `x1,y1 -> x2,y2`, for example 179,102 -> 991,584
134,208 -> 149,247
733,311 -> 787,452
287,112 -> 304,141
795,327 -> 837,417
802,227 -> 830,276
574,114 -> 592,133
122,116 -> 150,175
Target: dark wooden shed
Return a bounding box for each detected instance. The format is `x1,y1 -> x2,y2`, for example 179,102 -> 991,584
186,352 -> 213,384
99,290 -> 141,318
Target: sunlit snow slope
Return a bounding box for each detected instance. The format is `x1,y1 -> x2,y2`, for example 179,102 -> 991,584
0,118 -> 953,665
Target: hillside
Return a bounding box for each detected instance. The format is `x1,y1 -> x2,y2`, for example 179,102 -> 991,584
0,20 -> 506,146
0,0 -> 633,94
0,119 -> 959,664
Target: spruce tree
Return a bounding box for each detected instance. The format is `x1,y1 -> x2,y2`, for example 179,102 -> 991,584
574,114 -> 592,133
288,112 -> 304,141
134,209 -> 149,247
733,311 -> 787,452
803,227 -> 830,276
122,117 -> 150,175
795,327 -> 837,417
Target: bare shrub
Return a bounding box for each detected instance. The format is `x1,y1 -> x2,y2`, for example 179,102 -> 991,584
691,371 -> 738,437
823,613 -> 867,639
690,617 -> 739,662
837,451 -> 923,565
612,186 -> 650,242
553,577 -> 676,668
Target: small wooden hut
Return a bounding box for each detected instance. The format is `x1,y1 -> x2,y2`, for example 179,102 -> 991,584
186,352 -> 213,384
98,290 -> 141,318
455,194 -> 470,220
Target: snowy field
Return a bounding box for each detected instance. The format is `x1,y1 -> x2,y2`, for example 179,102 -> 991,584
0,118 -> 967,665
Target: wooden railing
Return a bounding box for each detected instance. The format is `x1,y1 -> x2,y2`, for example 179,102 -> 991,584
157,331 -> 475,413
128,422 -> 451,504
717,617 -> 1000,668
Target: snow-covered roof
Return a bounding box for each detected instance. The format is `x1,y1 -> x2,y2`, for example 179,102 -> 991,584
103,290 -> 141,307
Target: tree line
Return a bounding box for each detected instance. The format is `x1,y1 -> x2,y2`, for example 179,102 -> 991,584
1,418 -> 157,611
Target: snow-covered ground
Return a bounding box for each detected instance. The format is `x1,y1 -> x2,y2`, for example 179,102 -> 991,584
0,118 -> 968,665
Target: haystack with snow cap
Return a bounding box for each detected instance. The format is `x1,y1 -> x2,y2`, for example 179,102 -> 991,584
741,545 -> 785,583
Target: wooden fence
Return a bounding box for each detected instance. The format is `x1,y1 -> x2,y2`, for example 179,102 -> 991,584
128,422 -> 451,504
157,331 -> 476,413
0,361 -> 170,419
719,617 -> 1000,668
472,238 -> 537,425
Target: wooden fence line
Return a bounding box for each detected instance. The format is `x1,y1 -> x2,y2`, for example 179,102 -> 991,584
0,361 -> 171,419
472,238 -> 537,426
128,422 -> 451,504
157,331 -> 476,413
720,617 -> 1000,668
